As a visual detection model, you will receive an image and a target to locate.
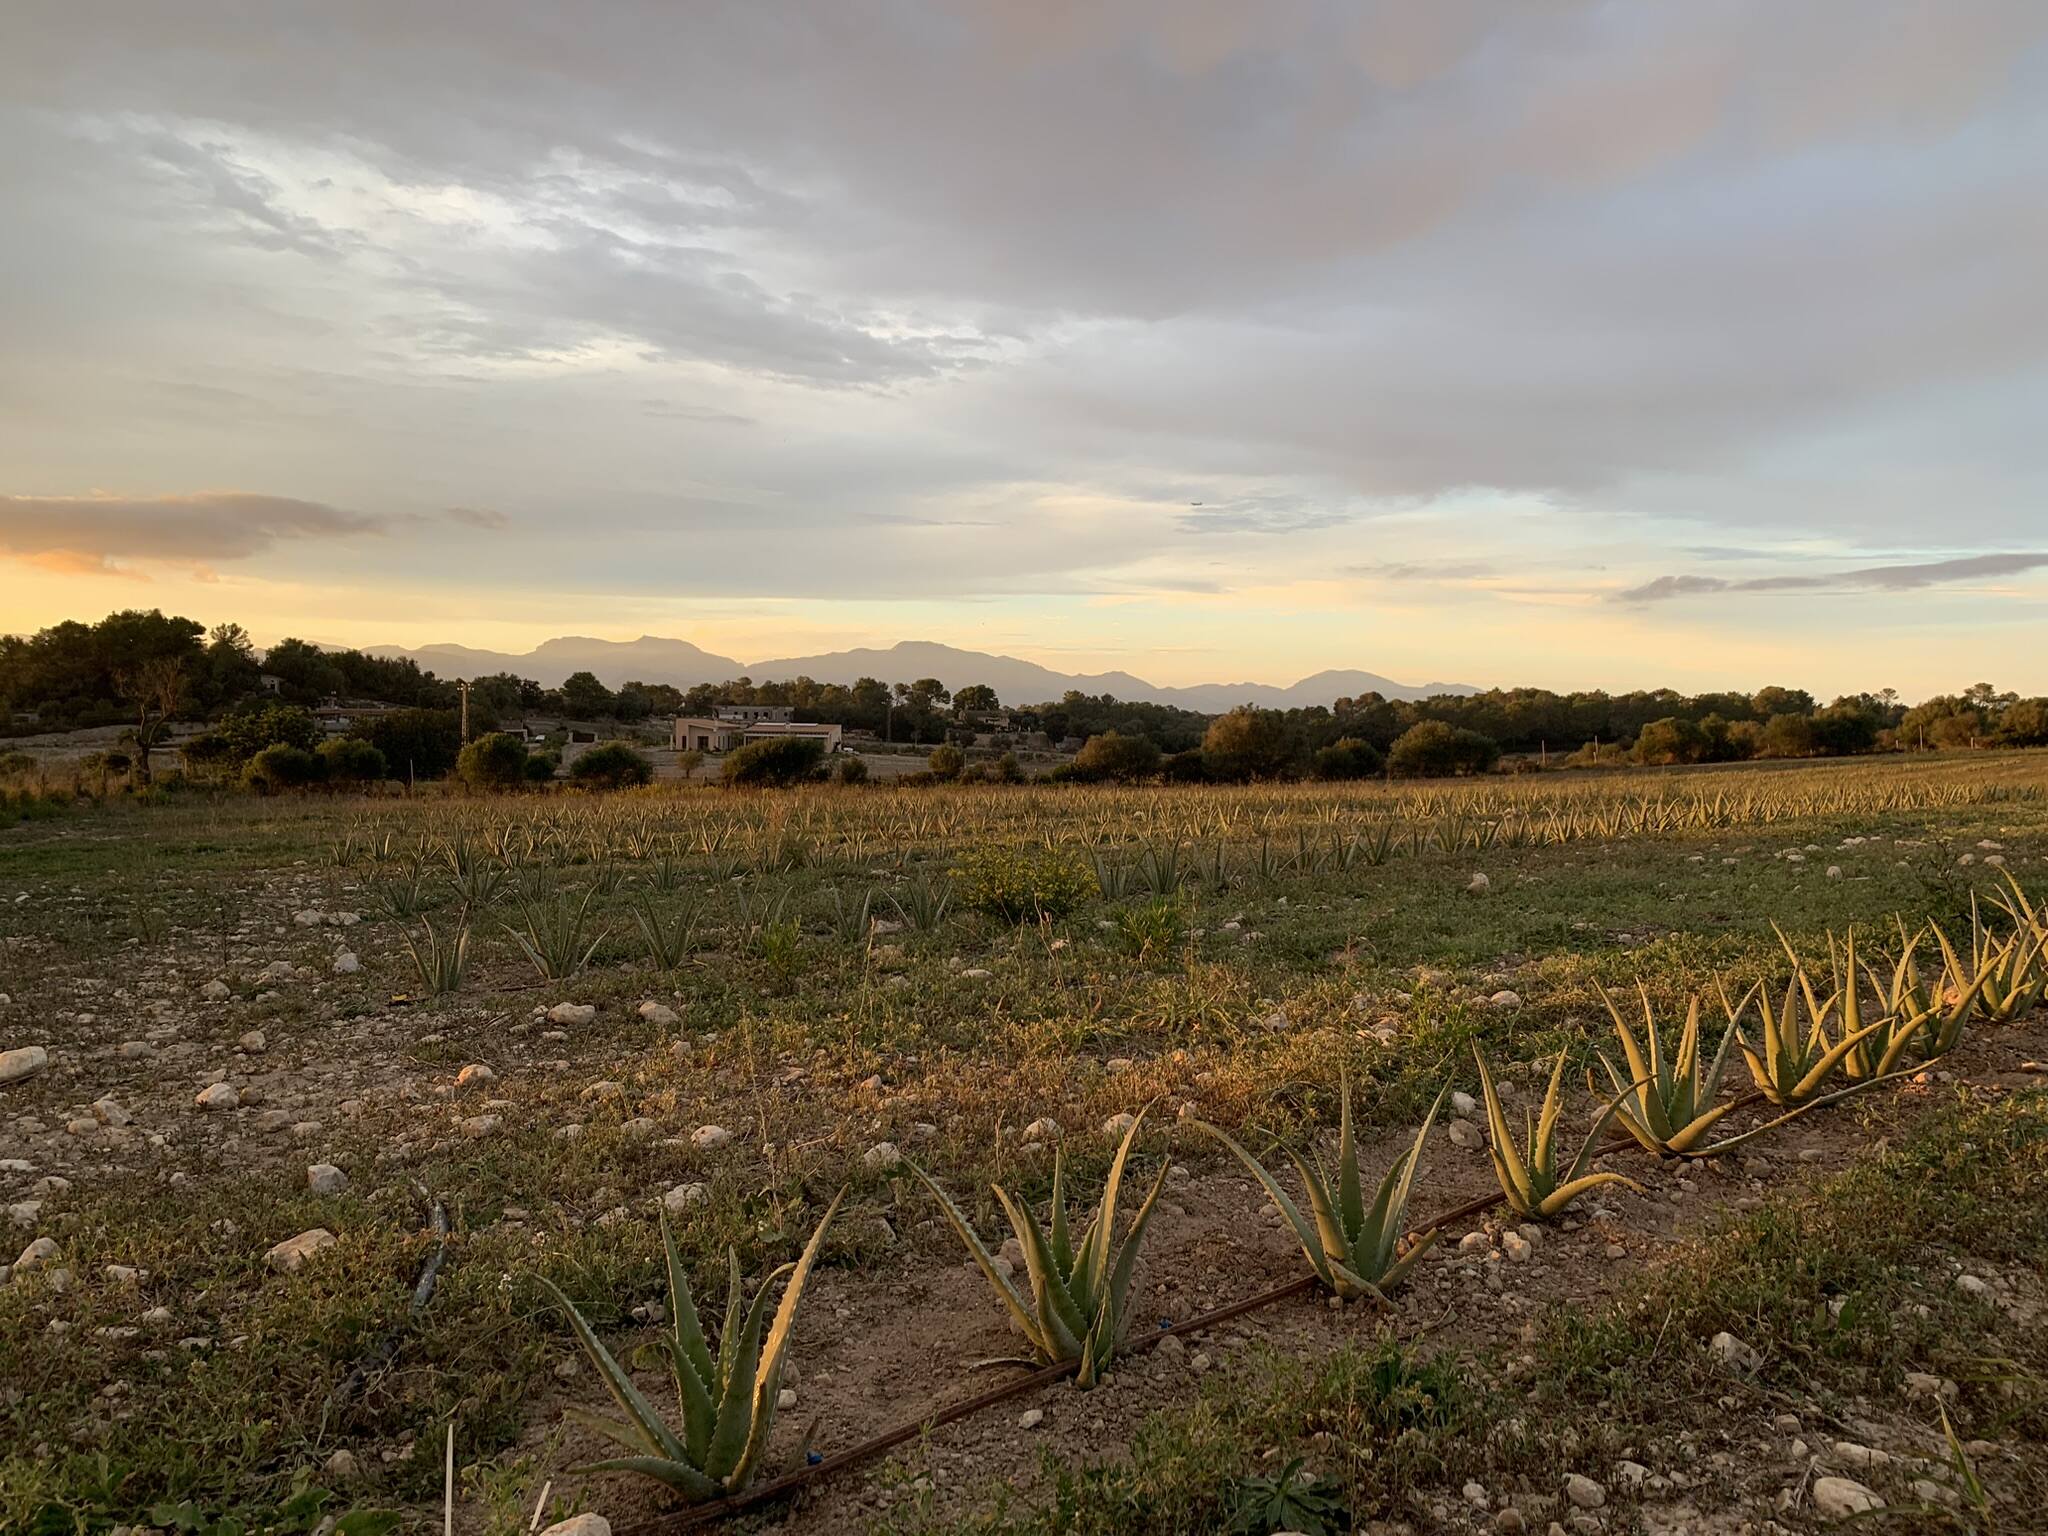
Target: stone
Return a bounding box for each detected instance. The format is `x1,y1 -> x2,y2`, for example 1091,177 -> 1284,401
1019,1407 -> 1044,1430
1954,1274 -> 1991,1297
1502,1231 -> 1533,1263
1494,1510 -> 1527,1535
1710,1330 -> 1759,1373
1022,1118 -> 1062,1142
265,1228 -> 337,1272
332,952 -> 361,974
13,1236 -> 59,1274
1903,1371 -> 1956,1402
307,1163 -> 349,1196
1449,1091 -> 1478,1119
1448,1120 -> 1482,1149
692,1124 -> 733,1151
863,1141 -> 901,1171
1564,1474 -> 1605,1510
638,1001 -> 680,1026
201,980 -> 232,1001
547,1003 -> 597,1027
1615,1460 -> 1650,1489
1812,1476 -> 1883,1519
0,1046 -> 48,1085
455,1063 -> 497,1090
92,1095 -> 131,1127
195,1083 -> 241,1112
1490,990 -> 1523,1009
326,1448 -> 360,1478
460,1115 -> 500,1137
105,1263 -> 141,1284
662,1182 -> 708,1214
1467,872 -> 1491,894
538,1518 -> 610,1536
1101,1112 -> 1138,1138
237,1029 -> 268,1054
1458,1230 -> 1492,1255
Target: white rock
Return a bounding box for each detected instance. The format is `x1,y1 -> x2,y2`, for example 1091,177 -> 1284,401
105,1263 -> 141,1284
1447,1120 -> 1482,1149
8,1201 -> 40,1228
460,1114 -> 500,1137
238,1029 -> 268,1054
201,980 -> 232,1001
1449,1091 -> 1478,1119
1812,1476 -> 1883,1519
692,1124 -> 733,1151
662,1182 -> 708,1214
13,1235 -> 59,1274
1022,1117 -> 1063,1143
1501,1231 -> 1533,1263
1458,1230 -> 1492,1255
777,1388 -> 797,1410
1101,1112 -> 1138,1138
638,1001 -> 680,1026
547,1003 -> 597,1027
332,952 -> 361,975
1466,873 -> 1491,894
538,1517 -> 611,1536
863,1141 -> 902,1171
92,1095 -> 131,1127
1955,1274 -> 1991,1297
1018,1407 -> 1044,1430
1903,1371 -> 1956,1402
194,1083 -> 241,1112
1489,990 -> 1523,1009
326,1448 -> 360,1478
265,1228 -> 337,1272
1564,1474 -> 1605,1509
307,1163 -> 349,1196
0,1046 -> 48,1085
1710,1330 -> 1759,1373
454,1063 -> 497,1090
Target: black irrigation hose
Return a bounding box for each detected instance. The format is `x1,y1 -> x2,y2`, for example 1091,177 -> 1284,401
326,1187 -> 449,1416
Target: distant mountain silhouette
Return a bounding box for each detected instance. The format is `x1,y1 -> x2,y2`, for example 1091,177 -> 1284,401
363,635 -> 1475,707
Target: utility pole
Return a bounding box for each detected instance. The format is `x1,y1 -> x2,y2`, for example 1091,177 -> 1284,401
458,680 -> 471,744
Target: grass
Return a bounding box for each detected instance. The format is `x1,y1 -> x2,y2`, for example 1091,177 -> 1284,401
1,751 -> 2044,1531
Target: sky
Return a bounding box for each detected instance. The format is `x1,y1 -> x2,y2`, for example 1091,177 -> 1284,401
4,1 -> 2047,697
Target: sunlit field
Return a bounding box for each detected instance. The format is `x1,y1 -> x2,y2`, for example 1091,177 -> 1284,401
4,752 -> 2046,1534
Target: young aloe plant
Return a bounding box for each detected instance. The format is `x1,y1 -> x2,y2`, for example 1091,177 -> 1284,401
1776,927 -> 1922,1084
1918,919 -> 2007,1054
1595,984 -> 1740,1157
540,1192 -> 843,1500
1474,1046 -> 1641,1219
1719,974 -> 1885,1107
907,1108 -> 1168,1387
1951,892 -> 2048,1024
1193,1078 -> 1448,1301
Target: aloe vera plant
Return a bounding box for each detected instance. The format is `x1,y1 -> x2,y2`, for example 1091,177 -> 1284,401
541,1193 -> 843,1499
1194,1078 -> 1447,1300
1720,974 -> 1884,1107
1776,927 -> 1924,1084
1474,1046 -> 1641,1219
1595,985 -> 1740,1156
907,1109 -> 1167,1387
1950,890 -> 2048,1024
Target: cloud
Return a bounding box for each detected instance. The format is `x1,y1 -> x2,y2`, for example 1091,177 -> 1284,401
0,492 -> 385,573
445,505 -> 509,529
1616,552 -> 2048,602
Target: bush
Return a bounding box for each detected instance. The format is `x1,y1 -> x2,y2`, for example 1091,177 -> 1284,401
674,748 -> 705,778
722,737 -> 825,787
456,731 -> 530,790
363,708 -> 462,780
316,736 -> 388,782
1161,748 -> 1209,783
953,845 -> 1094,923
185,704 -> 320,773
927,743 -> 966,780
832,754 -> 869,785
1070,730 -> 1161,783
1312,737 -> 1384,780
523,750 -> 560,782
1386,721 -> 1500,779
244,743 -> 322,792
992,751 -> 1024,784
569,740 -> 655,789
1201,708 -> 1297,781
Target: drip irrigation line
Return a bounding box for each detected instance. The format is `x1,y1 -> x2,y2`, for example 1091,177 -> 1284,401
607,1084 -> 1817,1534
326,1186 -> 449,1418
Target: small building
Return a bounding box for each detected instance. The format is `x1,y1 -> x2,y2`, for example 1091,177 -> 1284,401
713,704 -> 794,724
674,716 -> 842,754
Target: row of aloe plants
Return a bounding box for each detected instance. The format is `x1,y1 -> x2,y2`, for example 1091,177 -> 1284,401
540,888 -> 2045,1507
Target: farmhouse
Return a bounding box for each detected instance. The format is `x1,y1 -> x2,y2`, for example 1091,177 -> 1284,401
672,713 -> 843,754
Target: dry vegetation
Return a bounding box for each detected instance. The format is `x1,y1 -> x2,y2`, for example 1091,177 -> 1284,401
3,752 -> 2046,1536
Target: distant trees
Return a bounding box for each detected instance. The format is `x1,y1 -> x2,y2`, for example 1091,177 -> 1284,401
1069,730 -> 1161,783
927,743 -> 966,780
556,671 -> 615,720
1201,708 -> 1297,781
456,731 -> 532,790
1386,721 -> 1500,778
569,740 -> 655,789
953,684 -> 1000,715
722,736 -> 825,787
1312,736 -> 1384,780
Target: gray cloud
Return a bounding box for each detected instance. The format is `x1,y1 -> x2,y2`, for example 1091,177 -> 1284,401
445,506 -> 509,529
0,492 -> 385,573
1617,552 -> 2048,603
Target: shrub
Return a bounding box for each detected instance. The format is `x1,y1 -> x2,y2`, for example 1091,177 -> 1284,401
456,731 -> 530,790
1070,730 -> 1160,783
1201,707 -> 1297,781
316,735 -> 388,782
927,743 -> 966,780
674,748 -> 705,778
992,751 -> 1024,784
185,704 -> 320,772
954,844 -> 1094,923
722,736 -> 825,787
522,749 -> 559,782
832,754 -> 869,784
1386,721 -> 1499,779
1632,716 -> 1708,766
1312,736 -> 1384,780
569,739 -> 654,789
244,742 -> 322,792
363,708 -> 462,780
1161,748 -> 1209,783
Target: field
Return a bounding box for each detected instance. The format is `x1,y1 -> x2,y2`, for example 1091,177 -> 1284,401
4,753 -> 2047,1536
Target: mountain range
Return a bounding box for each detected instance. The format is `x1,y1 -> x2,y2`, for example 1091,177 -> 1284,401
362,635 -> 1477,710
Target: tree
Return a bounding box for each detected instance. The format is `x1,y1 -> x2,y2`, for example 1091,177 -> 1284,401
1386,721 -> 1500,778
113,655 -> 187,784
1070,730 -> 1161,783
1757,713 -> 1817,759
362,709 -> 462,780
570,740 -> 655,789
954,684 -> 1000,715
1312,737 -> 1384,780
456,731 -> 530,789
261,638 -> 346,702
558,671 -> 615,719
1201,708 -> 1297,781
316,736 -> 388,783
927,743 -> 966,780
1632,716 -> 1707,766
245,742 -> 323,792
722,737 -> 825,787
